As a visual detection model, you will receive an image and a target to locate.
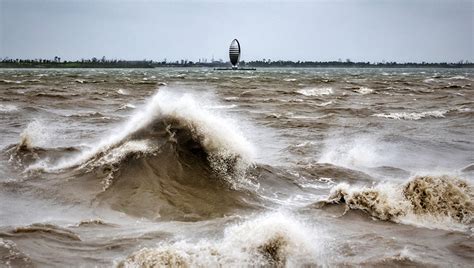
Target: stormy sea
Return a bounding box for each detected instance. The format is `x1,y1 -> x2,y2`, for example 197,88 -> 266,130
0,68 -> 472,267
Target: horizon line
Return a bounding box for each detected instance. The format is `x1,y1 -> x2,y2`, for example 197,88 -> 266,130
1,57 -> 473,65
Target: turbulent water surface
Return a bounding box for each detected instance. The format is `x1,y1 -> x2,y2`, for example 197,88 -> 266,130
0,68 -> 473,267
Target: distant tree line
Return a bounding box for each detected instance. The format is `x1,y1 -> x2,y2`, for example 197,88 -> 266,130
1,57 -> 472,68
0,56 -> 153,68
240,59 -> 473,68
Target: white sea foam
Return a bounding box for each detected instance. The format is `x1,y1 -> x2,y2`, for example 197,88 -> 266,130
80,140 -> 153,170
1,79 -> 22,84
205,104 -> 238,109
117,89 -> 129,95
448,75 -> 466,80
0,104 -> 19,113
354,87 -> 374,94
296,87 -> 333,96
117,103 -> 136,110
318,101 -> 333,107
372,110 -> 448,120
79,140 -> 156,190
121,212 -> 322,267
325,175 -> 472,232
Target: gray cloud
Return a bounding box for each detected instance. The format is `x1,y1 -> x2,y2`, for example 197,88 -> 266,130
1,0 -> 472,62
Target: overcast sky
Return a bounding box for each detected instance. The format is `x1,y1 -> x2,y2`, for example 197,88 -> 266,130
1,0 -> 472,62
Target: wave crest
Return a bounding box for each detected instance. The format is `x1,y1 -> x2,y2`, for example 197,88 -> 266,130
120,213 -> 318,267
296,87 -> 333,96
403,176 -> 472,223
372,110 -> 448,120
19,89 -> 260,220
321,175 -> 473,230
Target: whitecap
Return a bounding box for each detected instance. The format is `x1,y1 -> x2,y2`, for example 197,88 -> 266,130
296,87 -> 333,96
354,87 -> 374,94
448,75 -> 466,80
323,175 -> 472,232
372,110 -> 448,120
121,212 -> 321,267
0,104 -> 19,113
118,103 -> 136,110
205,104 -> 238,109
117,89 -> 129,95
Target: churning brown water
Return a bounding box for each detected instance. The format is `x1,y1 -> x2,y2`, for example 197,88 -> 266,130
0,68 -> 473,267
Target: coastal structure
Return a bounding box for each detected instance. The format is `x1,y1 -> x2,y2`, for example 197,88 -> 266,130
229,39 -> 240,68
214,39 -> 256,70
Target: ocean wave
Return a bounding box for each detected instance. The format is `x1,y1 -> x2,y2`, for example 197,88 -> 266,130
448,75 -> 467,80
116,89 -> 129,95
354,87 -> 374,94
22,89 -> 259,219
296,87 -> 333,96
359,247 -> 430,267
0,104 -> 19,113
205,104 -> 238,109
120,212 -> 320,267
0,79 -> 23,84
8,223 -> 81,241
0,238 -> 33,267
318,175 -> 473,231
372,110 -> 448,120
38,89 -> 254,172
32,92 -> 70,99
318,101 -> 333,107
117,103 -> 136,110
64,111 -> 106,118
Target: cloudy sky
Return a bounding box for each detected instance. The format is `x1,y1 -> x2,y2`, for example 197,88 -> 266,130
1,0 -> 472,62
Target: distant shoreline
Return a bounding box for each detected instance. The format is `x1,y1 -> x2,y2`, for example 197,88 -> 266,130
1,61 -> 473,69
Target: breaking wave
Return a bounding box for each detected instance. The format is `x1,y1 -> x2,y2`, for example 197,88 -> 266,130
319,175 -> 473,231
0,104 -> 19,113
34,89 -> 255,172
116,89 -> 129,95
117,103 -> 136,110
354,87 -> 374,94
14,89 -> 261,220
372,110 -> 448,120
120,212 -> 320,267
0,238 -> 33,267
296,87 -> 333,96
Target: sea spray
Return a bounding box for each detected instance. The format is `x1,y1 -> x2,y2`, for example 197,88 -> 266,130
120,212 -> 321,267
28,89 -> 256,176
18,120 -> 54,150
296,87 -> 333,96
321,175 -> 473,230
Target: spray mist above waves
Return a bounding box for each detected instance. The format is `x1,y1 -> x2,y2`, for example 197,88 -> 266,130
316,133 -> 474,174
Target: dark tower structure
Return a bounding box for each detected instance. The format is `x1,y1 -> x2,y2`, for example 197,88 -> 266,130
229,39 -> 241,68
